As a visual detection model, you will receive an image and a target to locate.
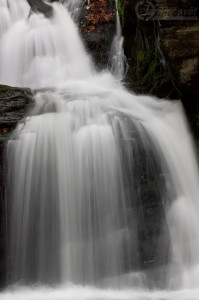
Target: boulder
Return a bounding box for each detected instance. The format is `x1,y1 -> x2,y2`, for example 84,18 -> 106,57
27,0 -> 53,17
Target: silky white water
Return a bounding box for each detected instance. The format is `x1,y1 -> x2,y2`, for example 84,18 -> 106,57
1,0 -> 199,299
109,0 -> 127,80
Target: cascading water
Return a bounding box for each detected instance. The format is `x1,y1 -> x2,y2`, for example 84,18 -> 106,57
0,0 -> 92,88
109,0 -> 127,80
63,0 -> 82,21
1,0 -> 199,299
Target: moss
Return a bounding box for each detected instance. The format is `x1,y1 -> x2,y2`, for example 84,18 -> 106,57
0,84 -> 14,92
0,84 -> 31,97
117,0 -> 125,28
117,0 -> 180,99
129,35 -> 180,99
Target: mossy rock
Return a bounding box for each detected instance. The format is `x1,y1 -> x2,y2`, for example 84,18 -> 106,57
126,33 -> 180,99
0,84 -> 32,140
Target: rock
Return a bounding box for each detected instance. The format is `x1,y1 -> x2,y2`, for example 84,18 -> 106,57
118,0 -> 199,143
180,57 -> 199,87
0,85 -> 32,287
162,25 -> 199,97
78,0 -> 116,70
118,0 -> 199,98
27,0 -> 53,17
117,0 -> 179,98
117,0 -> 199,270
0,85 -> 32,139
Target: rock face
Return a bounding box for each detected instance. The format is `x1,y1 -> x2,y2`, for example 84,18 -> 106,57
27,0 -> 53,17
162,24 -> 199,98
118,0 -> 199,141
118,0 -> 199,99
0,85 -> 32,287
79,0 -> 116,70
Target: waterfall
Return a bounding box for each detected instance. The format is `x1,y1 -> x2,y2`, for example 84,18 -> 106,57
0,0 -> 92,88
1,0 -> 199,299
63,0 -> 82,21
109,0 -> 127,80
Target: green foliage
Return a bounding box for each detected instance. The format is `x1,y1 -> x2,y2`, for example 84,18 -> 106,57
0,84 -> 14,92
117,0 -> 124,28
131,37 -> 179,99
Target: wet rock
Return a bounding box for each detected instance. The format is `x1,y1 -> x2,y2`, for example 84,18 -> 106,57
118,0 -> 199,99
117,0 -> 179,98
118,0 -> 199,148
79,0 -> 116,70
0,85 -> 32,287
27,0 -> 53,17
162,24 -> 199,98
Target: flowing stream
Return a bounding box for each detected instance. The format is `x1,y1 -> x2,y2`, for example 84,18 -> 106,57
1,0 -> 199,299
109,0 -> 127,80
